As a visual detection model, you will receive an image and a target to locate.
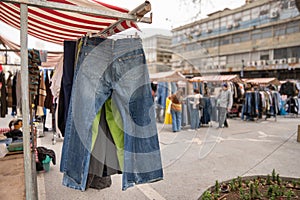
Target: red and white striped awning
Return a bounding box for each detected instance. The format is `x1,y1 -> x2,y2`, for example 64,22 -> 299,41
189,75 -> 242,83
0,0 -> 140,45
0,34 -> 63,67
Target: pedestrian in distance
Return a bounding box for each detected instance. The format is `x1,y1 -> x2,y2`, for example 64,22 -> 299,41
168,89 -> 184,132
217,83 -> 233,128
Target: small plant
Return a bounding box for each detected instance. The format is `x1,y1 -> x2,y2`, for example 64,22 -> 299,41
202,191 -> 212,200
272,169 -> 276,182
245,180 -> 250,187
254,182 -> 260,199
292,180 -> 297,188
229,180 -> 236,191
249,183 -> 254,199
215,180 -> 219,195
267,174 -> 271,185
238,176 -> 242,188
276,174 -> 281,185
267,185 -> 273,197
285,189 -> 295,200
213,193 -> 219,200
239,188 -> 245,199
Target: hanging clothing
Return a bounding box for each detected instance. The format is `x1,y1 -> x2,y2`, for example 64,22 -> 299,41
44,70 -> 53,110
156,82 -> 168,108
0,71 -> 7,117
16,71 -> 22,115
58,40 -> 78,136
6,72 -> 13,108
11,73 -> 17,116
88,104 -> 120,186
164,97 -> 172,124
60,37 -> 163,191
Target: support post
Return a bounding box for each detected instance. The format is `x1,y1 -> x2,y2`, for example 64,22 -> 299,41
20,3 -> 37,200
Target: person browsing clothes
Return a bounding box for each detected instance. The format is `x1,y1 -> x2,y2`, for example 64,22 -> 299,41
217,83 -> 233,128
168,89 -> 184,132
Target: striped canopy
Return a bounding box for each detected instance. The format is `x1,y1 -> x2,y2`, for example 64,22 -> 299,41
0,34 -> 63,67
0,0 -> 140,45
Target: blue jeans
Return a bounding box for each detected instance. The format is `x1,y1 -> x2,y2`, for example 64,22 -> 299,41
60,37 -> 163,191
171,109 -> 182,132
190,108 -> 200,129
218,107 -> 227,128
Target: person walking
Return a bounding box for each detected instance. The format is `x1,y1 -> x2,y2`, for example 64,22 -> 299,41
189,89 -> 202,130
168,89 -> 184,132
217,83 -> 233,128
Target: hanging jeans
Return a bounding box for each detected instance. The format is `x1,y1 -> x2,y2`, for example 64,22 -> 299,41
60,37 -> 163,191
218,107 -> 227,128
58,40 -> 77,136
171,109 -> 182,132
190,108 -> 200,129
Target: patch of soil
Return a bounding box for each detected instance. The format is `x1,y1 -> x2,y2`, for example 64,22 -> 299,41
199,171 -> 300,200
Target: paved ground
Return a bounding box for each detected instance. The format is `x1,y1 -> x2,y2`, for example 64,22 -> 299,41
1,113 -> 300,200
33,115 -> 300,200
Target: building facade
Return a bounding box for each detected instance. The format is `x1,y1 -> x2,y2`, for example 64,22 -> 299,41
171,0 -> 300,80
143,34 -> 172,73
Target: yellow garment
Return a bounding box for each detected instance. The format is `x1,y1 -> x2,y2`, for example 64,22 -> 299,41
164,98 -> 172,124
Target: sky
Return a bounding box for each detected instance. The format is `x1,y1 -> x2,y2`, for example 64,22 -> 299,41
0,0 -> 245,52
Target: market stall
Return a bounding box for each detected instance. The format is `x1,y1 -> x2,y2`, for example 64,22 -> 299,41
0,0 -> 154,199
189,74 -> 244,118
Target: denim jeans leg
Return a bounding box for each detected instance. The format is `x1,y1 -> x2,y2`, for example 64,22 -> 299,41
61,38 -> 163,191
219,107 -> 227,128
176,111 -> 182,131
171,109 -> 177,132
191,109 -> 200,129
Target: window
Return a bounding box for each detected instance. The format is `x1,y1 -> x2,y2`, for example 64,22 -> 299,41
242,10 -> 251,21
260,54 -> 269,60
274,48 -> 287,59
241,32 -> 250,42
274,25 -> 285,36
252,29 -> 261,40
234,12 -> 242,22
221,36 -> 231,45
227,15 -> 233,25
221,17 -> 227,27
261,27 -> 272,38
201,23 -> 207,31
207,21 -> 213,29
213,19 -> 220,29
251,7 -> 260,19
212,39 -> 219,47
286,22 -> 300,34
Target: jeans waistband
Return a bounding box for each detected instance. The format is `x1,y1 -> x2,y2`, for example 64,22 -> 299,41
82,37 -> 143,51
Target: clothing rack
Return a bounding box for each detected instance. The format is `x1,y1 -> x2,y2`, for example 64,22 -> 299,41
0,0 -> 153,199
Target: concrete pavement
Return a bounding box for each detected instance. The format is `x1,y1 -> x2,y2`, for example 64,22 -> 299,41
34,116 -> 300,200
2,114 -> 299,199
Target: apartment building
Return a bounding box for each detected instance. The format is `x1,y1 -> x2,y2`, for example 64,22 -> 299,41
171,0 -> 300,79
143,34 -> 173,73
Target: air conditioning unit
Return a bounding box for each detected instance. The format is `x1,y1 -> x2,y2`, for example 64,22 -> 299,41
227,24 -> 233,29
206,29 -> 212,33
269,9 -> 279,19
288,57 -> 297,64
280,58 -> 287,64
195,30 -> 202,36
268,60 -> 278,65
249,61 -> 256,66
257,60 -> 266,66
233,22 -> 240,28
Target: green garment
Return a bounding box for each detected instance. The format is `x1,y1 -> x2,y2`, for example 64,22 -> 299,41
91,98 -> 124,171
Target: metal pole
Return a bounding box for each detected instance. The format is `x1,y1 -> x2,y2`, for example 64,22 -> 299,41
20,3 -> 36,200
